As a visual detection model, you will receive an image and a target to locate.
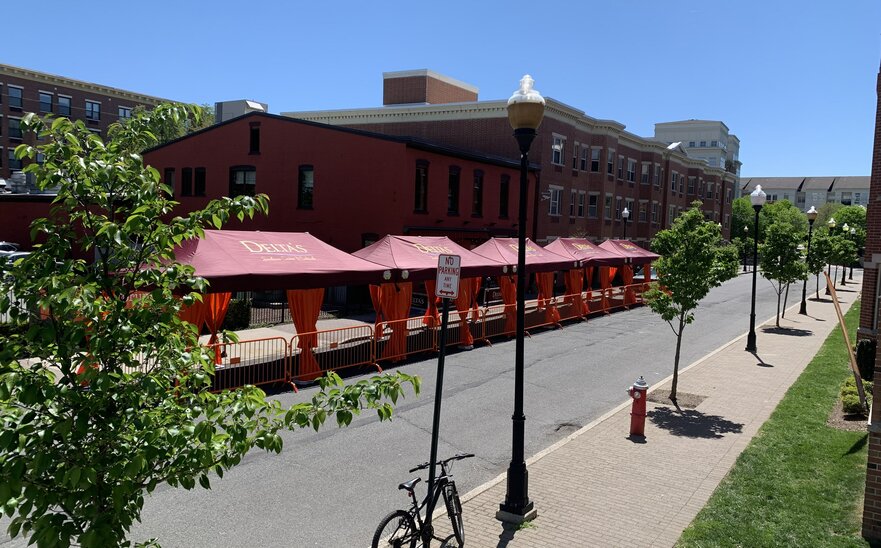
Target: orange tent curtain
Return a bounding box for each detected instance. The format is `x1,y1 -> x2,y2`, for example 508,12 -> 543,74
499,275 -> 517,335
564,269 -> 587,316
622,264 -> 636,305
535,272 -> 561,324
423,280 -> 440,327
470,277 -> 482,323
599,267 -> 611,311
204,292 -> 232,364
583,266 -> 594,313
370,282 -> 413,361
179,297 -> 209,335
286,288 -> 325,380
369,285 -> 384,339
454,277 -> 479,346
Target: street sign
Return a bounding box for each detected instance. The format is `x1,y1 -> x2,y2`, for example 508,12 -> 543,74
435,254 -> 461,299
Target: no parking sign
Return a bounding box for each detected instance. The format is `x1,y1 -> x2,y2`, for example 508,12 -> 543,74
435,254 -> 461,299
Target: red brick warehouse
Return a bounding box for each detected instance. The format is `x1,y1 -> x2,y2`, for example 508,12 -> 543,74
142,112 -> 534,253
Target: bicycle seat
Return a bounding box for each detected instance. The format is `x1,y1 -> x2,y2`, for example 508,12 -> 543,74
398,477 -> 421,492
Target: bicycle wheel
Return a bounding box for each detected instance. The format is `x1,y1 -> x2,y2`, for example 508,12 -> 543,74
443,483 -> 464,547
372,509 -> 418,548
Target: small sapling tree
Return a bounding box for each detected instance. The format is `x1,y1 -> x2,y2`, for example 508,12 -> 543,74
643,202 -> 739,405
759,222 -> 808,327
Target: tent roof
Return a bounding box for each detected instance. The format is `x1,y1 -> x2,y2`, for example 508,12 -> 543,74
598,240 -> 660,262
173,230 -> 391,292
352,235 -> 509,282
543,238 -> 627,266
472,238 -> 578,273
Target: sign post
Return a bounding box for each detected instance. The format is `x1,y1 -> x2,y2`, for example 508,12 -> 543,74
425,254 -> 460,533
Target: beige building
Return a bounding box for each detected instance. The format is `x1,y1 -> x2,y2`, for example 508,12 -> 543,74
740,176 -> 870,210
654,119 -> 741,176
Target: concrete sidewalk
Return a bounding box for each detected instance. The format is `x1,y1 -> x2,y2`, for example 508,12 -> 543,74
450,277 -> 861,547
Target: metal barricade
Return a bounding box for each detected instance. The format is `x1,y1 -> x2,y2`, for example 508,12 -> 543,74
208,336 -> 290,392
290,325 -> 377,382
525,297 -> 561,331
556,291 -> 588,322
376,317 -> 438,363
481,303 -> 516,340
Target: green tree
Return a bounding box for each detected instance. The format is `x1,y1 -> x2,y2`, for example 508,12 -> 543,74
759,222 -> 808,327
806,231 -> 831,296
731,197 -> 754,240
0,105 -> 419,547
644,202 -> 739,405
815,202 -> 843,229
829,235 -> 858,286
760,200 -> 808,235
126,102 -> 214,149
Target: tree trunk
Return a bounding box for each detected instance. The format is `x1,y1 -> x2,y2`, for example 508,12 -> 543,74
816,272 -> 819,297
782,283 -> 789,318
671,316 -> 685,403
776,284 -> 782,327
841,264 -> 847,286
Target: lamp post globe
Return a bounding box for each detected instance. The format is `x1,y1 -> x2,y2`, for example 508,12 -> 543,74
622,207 -> 630,239
498,74 -> 544,524
799,206 -> 817,315
746,184 -> 766,352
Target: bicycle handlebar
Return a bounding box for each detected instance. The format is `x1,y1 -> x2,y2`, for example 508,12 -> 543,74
408,453 -> 475,473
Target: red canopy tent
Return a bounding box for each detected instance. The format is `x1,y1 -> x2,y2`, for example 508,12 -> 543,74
544,238 -> 628,312
472,238 -> 578,328
599,239 -> 661,305
174,230 -> 392,378
353,236 -> 509,353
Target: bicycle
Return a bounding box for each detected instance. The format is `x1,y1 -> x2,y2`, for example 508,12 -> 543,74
372,452 -> 475,548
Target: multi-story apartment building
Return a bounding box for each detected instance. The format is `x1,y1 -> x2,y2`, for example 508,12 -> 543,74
740,176 -> 870,210
654,119 -> 741,176
283,70 -> 738,246
0,63 -> 167,181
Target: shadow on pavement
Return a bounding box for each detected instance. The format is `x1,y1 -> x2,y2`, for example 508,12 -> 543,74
495,522 -> 520,547
749,351 -> 773,368
647,406 -> 744,439
761,326 -> 813,337
847,434 -> 869,456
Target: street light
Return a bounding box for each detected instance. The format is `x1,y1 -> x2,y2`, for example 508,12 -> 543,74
622,207 -> 630,239
850,227 -> 857,280
826,217 -> 836,295
799,206 -> 817,315
746,184 -> 766,353
743,225 -> 749,272
498,74 -> 544,524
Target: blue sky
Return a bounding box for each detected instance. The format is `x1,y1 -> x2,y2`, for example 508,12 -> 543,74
4,1 -> 879,177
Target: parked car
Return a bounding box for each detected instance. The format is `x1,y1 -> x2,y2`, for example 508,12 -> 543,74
633,265 -> 659,281
0,242 -> 20,255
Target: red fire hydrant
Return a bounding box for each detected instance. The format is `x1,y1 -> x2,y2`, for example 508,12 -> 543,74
627,376 -> 649,436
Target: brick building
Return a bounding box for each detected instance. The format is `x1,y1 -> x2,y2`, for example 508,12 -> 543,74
283,70 -> 738,246
0,63 -> 166,181
862,57 -> 881,541
142,112 -> 529,252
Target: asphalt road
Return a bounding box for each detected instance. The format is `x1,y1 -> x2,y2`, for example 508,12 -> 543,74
0,271 -> 830,547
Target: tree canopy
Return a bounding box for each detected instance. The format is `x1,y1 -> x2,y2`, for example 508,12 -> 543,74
760,222 -> 808,327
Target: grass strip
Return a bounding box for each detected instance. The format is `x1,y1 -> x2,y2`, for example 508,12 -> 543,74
678,301 -> 869,547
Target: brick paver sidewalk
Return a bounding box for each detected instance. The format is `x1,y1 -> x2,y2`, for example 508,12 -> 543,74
449,279 -> 861,547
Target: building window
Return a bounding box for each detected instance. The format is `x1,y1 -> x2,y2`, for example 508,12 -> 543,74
591,148 -> 600,172
181,168 -> 193,196
548,187 -> 562,216
8,117 -> 22,140
163,168 -> 175,197
651,202 -> 659,224
499,175 -> 510,218
448,167 -> 461,215
552,137 -> 565,165
57,96 -> 71,117
298,165 -> 314,209
707,182 -> 714,200
641,164 -> 650,185
855,192 -> 862,205
654,165 -> 661,187
671,172 -> 678,191
85,101 -> 101,121
9,149 -> 22,170
118,106 -> 132,120
39,92 -> 53,113
700,141 -> 707,147
607,150 -> 615,175
626,159 -> 636,182
615,197 -> 622,220
617,157 -> 624,179
577,192 -> 585,217
194,167 -> 206,196
249,124 -> 260,154
588,194 -> 599,218
570,190 -> 577,217
841,191 -> 852,205
604,194 -> 613,220
229,166 -> 256,198
639,202 -> 647,222
472,170 -> 484,217
689,141 -> 696,147
414,161 -> 429,213
8,86 -> 22,109
572,143 -> 578,170
668,205 -> 676,226
687,176 -> 696,194
580,146 -> 588,171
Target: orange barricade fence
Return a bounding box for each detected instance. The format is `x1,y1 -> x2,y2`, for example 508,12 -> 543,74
525,297 -> 561,331
605,287 -> 628,312
481,303 -> 515,339
557,291 -> 588,322
208,336 -> 290,392
376,316 -> 438,364
290,325 -> 376,382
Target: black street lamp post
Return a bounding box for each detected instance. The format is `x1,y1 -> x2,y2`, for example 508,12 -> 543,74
849,227 -> 856,281
746,185 -> 766,353
826,217 -> 836,295
622,207 -> 630,239
799,206 -> 817,315
743,225 -> 749,272
497,75 -> 544,525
